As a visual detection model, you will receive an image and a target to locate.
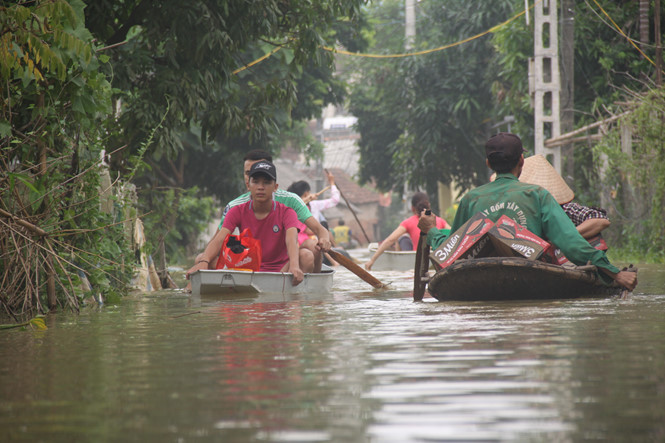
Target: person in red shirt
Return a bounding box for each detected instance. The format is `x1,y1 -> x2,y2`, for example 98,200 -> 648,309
365,192 -> 450,271
187,161 -> 310,285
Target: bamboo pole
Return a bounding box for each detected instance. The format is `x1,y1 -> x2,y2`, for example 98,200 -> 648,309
0,208 -> 48,236
325,169 -> 371,243
544,112 -> 630,148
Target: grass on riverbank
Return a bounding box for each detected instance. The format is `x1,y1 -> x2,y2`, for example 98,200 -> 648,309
607,248 -> 664,266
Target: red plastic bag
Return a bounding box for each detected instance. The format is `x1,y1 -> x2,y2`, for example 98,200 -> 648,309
215,228 -> 262,271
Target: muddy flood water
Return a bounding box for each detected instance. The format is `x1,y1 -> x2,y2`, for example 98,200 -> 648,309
1,254 -> 664,442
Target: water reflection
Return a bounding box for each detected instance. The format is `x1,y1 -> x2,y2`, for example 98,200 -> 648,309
0,263 -> 663,442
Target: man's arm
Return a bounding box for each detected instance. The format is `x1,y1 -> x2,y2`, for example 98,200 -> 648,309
418,211 -> 450,249
541,194 -> 621,278
304,216 -> 331,251
562,202 -> 611,239
309,179 -> 340,210
577,218 -> 610,239
599,268 -> 638,291
186,227 -> 230,278
365,226 -> 407,270
285,227 -> 304,285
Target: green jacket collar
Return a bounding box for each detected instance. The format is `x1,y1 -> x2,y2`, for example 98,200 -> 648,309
495,172 -> 519,181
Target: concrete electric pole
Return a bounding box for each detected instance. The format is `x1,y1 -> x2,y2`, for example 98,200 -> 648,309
403,0 -> 415,214
532,0 -> 562,173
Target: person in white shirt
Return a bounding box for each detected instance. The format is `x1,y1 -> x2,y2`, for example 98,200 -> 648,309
287,170 -> 340,229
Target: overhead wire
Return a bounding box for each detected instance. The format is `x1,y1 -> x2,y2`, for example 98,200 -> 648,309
232,1 -> 539,73
232,43 -> 288,75
322,1 -> 538,58
232,0 -> 658,75
589,0 -> 655,66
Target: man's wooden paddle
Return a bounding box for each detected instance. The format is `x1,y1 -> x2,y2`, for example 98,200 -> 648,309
327,249 -> 387,289
303,186 -> 331,204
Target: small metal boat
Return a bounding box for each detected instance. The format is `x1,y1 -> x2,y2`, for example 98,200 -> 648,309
367,243 -> 416,271
190,265 -> 335,296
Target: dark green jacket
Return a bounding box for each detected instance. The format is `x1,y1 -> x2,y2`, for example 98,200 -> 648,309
426,173 -> 619,276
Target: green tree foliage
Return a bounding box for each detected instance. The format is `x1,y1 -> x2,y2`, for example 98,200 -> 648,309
84,0 -> 367,265
85,0 -> 366,180
572,1 -> 657,116
492,0 -> 660,145
351,0 -> 663,262
352,0 -> 664,194
491,0 -> 665,260
1,0 -> 133,318
348,0 -> 515,196
593,88 -> 665,261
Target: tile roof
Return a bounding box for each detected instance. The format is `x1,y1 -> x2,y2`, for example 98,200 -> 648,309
273,159 -> 380,206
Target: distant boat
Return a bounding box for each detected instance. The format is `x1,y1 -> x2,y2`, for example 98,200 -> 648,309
426,257 -> 625,302
190,265 -> 335,296
367,243 -> 416,271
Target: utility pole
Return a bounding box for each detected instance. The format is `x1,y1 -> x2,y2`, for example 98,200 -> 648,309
639,0 -> 649,51
656,0 -> 662,86
560,0 -> 575,181
403,0 -> 415,214
405,0 -> 415,49
533,0 -> 562,173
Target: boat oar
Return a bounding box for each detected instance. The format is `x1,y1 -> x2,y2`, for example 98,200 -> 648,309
327,249 -> 387,289
413,211 -> 431,301
325,168 -> 371,244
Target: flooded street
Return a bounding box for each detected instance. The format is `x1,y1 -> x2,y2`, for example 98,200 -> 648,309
1,259 -> 664,442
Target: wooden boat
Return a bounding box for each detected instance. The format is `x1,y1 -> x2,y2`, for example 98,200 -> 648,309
190,265 -> 335,296
367,243 -> 416,271
425,257 -> 623,301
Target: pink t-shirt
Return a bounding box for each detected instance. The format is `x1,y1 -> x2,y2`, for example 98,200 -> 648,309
400,214 -> 450,250
295,220 -> 310,245
222,200 -> 299,272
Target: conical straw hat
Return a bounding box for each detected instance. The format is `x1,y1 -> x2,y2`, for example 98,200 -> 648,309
519,155 -> 574,204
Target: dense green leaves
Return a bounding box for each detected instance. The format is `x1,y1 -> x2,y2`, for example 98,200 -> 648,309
86,0 -> 367,160
1,0 -> 132,317
593,88 -> 665,261
83,0 -> 367,264
351,0 -> 665,206
349,0 -> 514,196
493,0 -> 662,140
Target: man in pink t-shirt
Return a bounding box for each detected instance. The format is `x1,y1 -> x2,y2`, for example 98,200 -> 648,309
222,200 -> 298,272
187,161 -> 310,285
